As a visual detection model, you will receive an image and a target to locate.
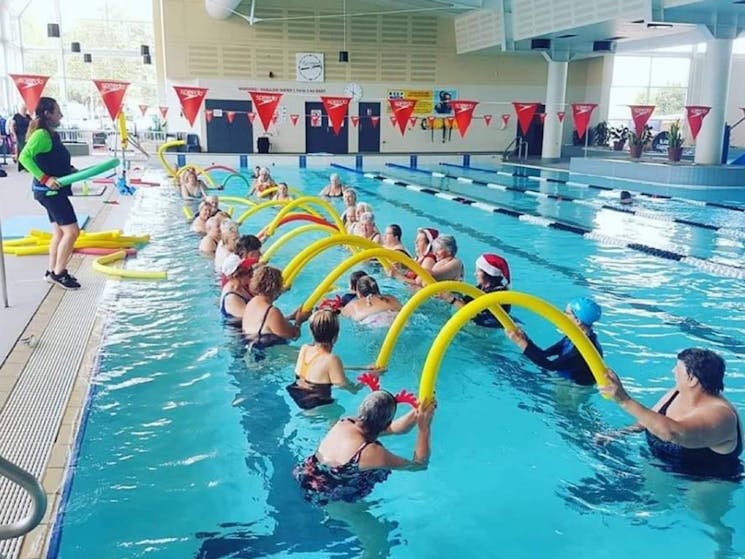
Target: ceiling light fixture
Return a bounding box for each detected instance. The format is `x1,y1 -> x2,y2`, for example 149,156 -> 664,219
339,0 -> 349,63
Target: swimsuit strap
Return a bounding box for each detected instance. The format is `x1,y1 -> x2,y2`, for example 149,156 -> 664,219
349,440 -> 374,465
298,345 -> 324,380
256,304 -> 273,343
659,391 -> 679,415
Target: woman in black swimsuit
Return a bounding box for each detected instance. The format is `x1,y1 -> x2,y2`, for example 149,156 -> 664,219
601,348 -> 742,479
242,265 -> 308,351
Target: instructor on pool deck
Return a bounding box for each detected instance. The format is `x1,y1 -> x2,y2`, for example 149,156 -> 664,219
19,96 -> 81,290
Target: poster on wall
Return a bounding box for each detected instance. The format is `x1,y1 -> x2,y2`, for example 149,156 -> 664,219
310,109 -> 322,127
433,89 -> 457,115
386,89 -> 433,115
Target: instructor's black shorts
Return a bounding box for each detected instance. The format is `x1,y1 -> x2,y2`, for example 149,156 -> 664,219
34,188 -> 77,226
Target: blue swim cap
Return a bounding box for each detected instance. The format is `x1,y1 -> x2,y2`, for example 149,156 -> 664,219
568,297 -> 601,326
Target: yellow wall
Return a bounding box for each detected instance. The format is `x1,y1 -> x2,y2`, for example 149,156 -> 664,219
154,0 -> 603,152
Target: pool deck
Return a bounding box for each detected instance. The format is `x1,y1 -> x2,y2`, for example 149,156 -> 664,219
0,157 -> 137,559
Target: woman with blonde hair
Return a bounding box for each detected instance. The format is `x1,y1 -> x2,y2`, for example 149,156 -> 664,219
286,310 -> 367,409
214,219 -> 240,272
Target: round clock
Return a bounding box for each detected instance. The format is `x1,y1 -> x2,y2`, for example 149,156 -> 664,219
296,53 -> 324,82
344,82 -> 364,101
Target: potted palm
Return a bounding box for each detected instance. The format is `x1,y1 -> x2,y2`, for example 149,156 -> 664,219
610,126 -> 629,151
629,125 -> 652,159
667,120 -> 684,163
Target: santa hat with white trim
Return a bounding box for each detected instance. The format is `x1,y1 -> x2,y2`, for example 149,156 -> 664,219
475,253 -> 510,285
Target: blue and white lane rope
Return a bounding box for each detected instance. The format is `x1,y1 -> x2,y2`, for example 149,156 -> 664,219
439,162 -> 745,214
331,163 -> 745,281
385,163 -> 745,241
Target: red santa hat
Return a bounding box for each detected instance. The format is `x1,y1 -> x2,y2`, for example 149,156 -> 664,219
475,253 -> 510,284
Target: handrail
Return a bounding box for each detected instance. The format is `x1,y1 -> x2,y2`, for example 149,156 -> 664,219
0,455 -> 47,540
502,137 -> 518,161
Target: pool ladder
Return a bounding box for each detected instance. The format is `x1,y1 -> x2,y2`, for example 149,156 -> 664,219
0,455 -> 47,540
502,137 -> 529,161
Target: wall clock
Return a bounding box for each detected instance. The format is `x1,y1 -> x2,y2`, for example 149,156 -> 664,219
344,82 -> 363,101
296,53 -> 324,82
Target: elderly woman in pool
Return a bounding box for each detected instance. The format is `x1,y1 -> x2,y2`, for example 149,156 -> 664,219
273,182 -> 292,201
319,173 -> 344,197
249,167 -> 276,196
342,275 -> 402,327
191,201 -> 215,235
355,212 -> 381,244
242,265 -> 308,349
388,227 -> 438,285
341,189 -> 358,230
600,348 -> 742,479
423,235 -> 464,283
180,168 -> 207,200
214,219 -> 240,272
294,390 -> 435,505
219,254 -> 255,325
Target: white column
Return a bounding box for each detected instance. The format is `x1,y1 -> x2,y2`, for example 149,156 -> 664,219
694,38 -> 733,165
541,59 -> 568,160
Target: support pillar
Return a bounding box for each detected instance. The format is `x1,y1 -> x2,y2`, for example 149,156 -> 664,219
541,59 -> 568,160
694,38 -> 733,165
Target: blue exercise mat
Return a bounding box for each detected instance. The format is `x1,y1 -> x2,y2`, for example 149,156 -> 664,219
2,214 -> 90,239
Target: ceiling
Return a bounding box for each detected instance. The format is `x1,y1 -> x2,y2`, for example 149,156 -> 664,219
223,0 -> 745,58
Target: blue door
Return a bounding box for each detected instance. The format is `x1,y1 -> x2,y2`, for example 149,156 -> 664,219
206,99 -> 253,153
358,102 -> 380,153
305,102 -> 348,154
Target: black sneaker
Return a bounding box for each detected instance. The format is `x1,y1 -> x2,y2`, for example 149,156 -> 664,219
49,271 -> 81,290
60,269 -> 78,282
44,270 -> 54,283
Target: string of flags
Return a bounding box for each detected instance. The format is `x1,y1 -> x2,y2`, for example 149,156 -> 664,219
5,74 -> 717,142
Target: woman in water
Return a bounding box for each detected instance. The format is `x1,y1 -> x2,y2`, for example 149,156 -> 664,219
342,275 -> 402,327
448,253 -> 511,328
242,265 -> 307,351
507,296 -> 603,386
219,254 -> 255,325
388,227 -> 438,285
286,310 -> 368,410
600,348 -> 742,479
341,188 -> 358,230
319,173 -> 344,197
294,390 -> 436,505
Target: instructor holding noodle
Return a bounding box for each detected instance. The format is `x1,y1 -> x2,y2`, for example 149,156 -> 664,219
19,96 -> 81,290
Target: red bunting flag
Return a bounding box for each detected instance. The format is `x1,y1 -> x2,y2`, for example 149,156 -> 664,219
388,98 -> 417,135
685,105 -> 711,140
94,80 -> 130,121
227,111 -> 236,124
247,91 -> 282,131
205,109 -> 214,123
451,100 -> 478,137
483,114 -> 492,126
370,116 -> 380,128
557,111 -> 566,123
138,104 -> 148,116
445,116 -> 455,127
173,86 -> 208,127
9,74 -> 49,115
538,113 -> 547,123
320,96 -> 351,135
571,103 -> 598,141
310,113 -> 321,127
500,114 -> 511,129
247,112 -> 256,124
290,114 -> 300,126
427,116 -> 436,127
629,105 -> 655,135
408,116 -> 417,127
512,102 -> 539,135
159,106 -> 169,119
351,115 -> 359,127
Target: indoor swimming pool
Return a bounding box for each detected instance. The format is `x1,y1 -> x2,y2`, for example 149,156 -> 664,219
49,164 -> 744,558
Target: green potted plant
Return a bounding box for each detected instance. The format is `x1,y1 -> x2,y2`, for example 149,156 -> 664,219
609,126 -> 629,151
629,125 -> 652,159
667,120 -> 684,163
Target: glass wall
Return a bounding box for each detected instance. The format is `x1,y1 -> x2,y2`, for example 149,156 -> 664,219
18,0 -> 155,130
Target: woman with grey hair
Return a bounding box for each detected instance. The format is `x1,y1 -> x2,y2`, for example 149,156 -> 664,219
214,219 -> 239,272
319,173 -> 344,197
294,390 -> 435,505
417,234 -> 464,284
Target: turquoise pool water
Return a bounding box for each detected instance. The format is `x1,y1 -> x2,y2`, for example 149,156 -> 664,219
51,165 -> 745,558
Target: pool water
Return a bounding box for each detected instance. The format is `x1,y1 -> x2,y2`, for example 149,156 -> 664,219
51,165 -> 745,558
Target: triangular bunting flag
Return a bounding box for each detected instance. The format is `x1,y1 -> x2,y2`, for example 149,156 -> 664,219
512,102 -> 539,135
227,111 -> 236,124
9,74 -> 49,114
247,112 -> 256,124
388,98 -> 417,135
248,91 -> 282,131
370,116 -> 380,128
205,109 -> 214,123
94,80 -> 130,121
451,100 -> 478,137
320,96 -> 351,135
483,114 -> 492,126
351,115 -> 359,127
173,85 -> 208,127
290,114 -> 300,126
557,111 -> 565,123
